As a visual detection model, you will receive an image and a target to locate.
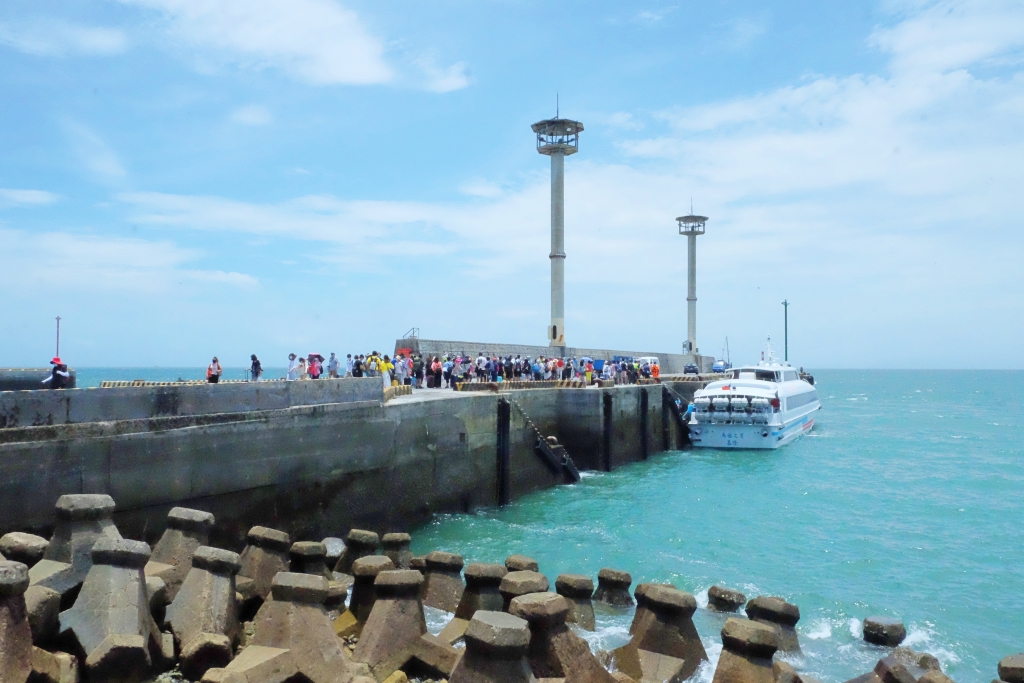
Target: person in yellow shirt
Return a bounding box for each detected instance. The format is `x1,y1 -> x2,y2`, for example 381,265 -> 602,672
380,355 -> 395,387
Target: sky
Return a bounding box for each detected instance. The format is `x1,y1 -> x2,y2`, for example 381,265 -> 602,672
1,0 -> 1022,369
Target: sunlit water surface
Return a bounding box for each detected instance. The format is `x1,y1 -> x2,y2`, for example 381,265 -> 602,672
411,370 -> 1024,683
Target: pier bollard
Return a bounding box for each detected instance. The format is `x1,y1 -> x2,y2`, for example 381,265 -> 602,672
352,570 -> 427,679
236,526 -> 290,616
708,586 -> 747,613
147,507 -> 215,603
614,585 -> 708,681
29,494 -> 122,610
333,555 -> 394,638
746,596 -> 801,652
509,592 -> 615,682
382,533 -> 413,569
505,555 -> 539,572
439,562 -> 507,644
289,542 -> 333,580
500,571 -> 550,612
334,530 -> 380,576
0,560 -> 33,683
999,654 -> 1024,683
448,611 -> 534,683
592,568 -> 634,607
250,572 -> 359,683
57,538 -> 170,682
421,551 -> 465,613
711,617 -> 778,683
0,533 -> 49,568
166,546 -> 242,679
555,573 -> 596,631
863,617 -> 907,647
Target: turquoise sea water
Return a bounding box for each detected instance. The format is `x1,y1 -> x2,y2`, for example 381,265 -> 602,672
410,371 -> 1024,683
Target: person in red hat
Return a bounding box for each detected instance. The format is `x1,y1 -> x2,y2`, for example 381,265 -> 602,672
42,357 -> 70,389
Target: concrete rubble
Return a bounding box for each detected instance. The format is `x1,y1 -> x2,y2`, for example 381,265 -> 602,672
592,569 -> 633,607
148,508 -> 216,604
712,617 -> 778,683
382,533 -> 413,570
420,551 -> 465,613
612,584 -> 707,682
334,555 -> 394,638
508,591 -> 614,683
500,571 -> 550,612
554,574 -> 595,632
335,530 -> 381,576
166,546 -> 242,680
707,586 -> 747,613
30,495 -> 122,611
862,617 -> 907,647
250,572 -> 360,683
746,596 -> 801,652
57,537 -> 171,683
448,610 -> 535,683
439,562 -> 507,645
1,560 -> 34,683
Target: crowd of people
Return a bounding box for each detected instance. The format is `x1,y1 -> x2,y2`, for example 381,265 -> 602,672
208,351 -> 663,388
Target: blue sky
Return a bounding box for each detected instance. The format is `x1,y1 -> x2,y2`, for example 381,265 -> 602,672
1,0 -> 1022,368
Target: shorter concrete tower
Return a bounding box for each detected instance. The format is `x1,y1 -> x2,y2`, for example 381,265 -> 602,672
532,115 -> 583,347
677,212 -> 708,355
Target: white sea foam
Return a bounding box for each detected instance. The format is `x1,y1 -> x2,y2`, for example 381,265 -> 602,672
578,471 -> 602,480
693,639 -> 723,683
423,605 -> 452,636
573,620 -> 631,653
848,618 -> 863,638
806,618 -> 833,640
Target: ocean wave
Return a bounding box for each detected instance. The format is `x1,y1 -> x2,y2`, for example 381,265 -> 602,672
423,605 -> 452,636
573,620 -> 631,653
806,618 -> 833,640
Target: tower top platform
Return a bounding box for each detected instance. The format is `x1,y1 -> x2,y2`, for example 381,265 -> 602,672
676,214 -> 708,235
532,118 -> 584,156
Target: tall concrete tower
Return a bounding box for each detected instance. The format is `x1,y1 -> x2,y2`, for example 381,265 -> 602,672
676,212 -> 708,355
532,115 -> 583,347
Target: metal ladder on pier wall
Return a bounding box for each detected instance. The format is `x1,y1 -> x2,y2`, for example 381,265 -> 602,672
504,396 -> 581,484
661,385 -> 691,450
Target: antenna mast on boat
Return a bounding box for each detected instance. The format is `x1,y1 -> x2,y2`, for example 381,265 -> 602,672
782,300 -> 789,362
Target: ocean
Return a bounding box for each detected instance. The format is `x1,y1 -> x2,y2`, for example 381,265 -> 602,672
408,370 -> 1024,683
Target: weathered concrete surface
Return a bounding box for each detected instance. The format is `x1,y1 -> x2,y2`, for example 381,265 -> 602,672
0,385 -> 678,546
0,377 -> 380,429
0,560 -> 34,683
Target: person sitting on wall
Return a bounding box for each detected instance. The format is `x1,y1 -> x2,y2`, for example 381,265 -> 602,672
207,357 -> 223,384
42,357 -> 70,389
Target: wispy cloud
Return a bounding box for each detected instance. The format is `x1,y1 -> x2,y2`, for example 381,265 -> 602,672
229,104 -> 272,126
119,0 -> 393,85
634,7 -> 677,23
0,189 -> 60,207
0,20 -> 127,57
415,57 -> 472,93
62,121 -> 126,182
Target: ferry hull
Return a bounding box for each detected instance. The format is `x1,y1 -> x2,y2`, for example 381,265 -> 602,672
690,415 -> 815,449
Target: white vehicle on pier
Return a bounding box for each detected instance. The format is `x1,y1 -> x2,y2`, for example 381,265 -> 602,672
688,346 -> 820,449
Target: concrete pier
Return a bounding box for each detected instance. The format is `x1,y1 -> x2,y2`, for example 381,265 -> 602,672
0,378 -> 702,549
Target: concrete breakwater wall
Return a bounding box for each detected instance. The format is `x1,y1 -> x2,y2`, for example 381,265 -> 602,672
0,376 -> 382,428
0,382 -> 696,551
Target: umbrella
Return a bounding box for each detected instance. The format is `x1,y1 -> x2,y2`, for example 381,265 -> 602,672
309,353 -> 325,362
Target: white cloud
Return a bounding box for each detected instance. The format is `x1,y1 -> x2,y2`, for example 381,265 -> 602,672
0,189 -> 59,207
119,0 -> 392,85
62,121 -> 126,182
0,20 -> 127,57
459,180 -> 504,198
230,104 -> 273,126
0,229 -> 257,293
415,58 -> 471,93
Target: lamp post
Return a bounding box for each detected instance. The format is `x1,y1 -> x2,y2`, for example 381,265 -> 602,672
782,300 -> 789,362
676,213 -> 708,355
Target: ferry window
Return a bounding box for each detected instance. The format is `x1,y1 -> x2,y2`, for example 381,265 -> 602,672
784,371 -> 798,381
786,392 -> 818,410
755,370 -> 779,382
738,371 -> 755,379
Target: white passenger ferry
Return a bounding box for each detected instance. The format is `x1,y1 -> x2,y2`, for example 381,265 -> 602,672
688,344 -> 820,449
